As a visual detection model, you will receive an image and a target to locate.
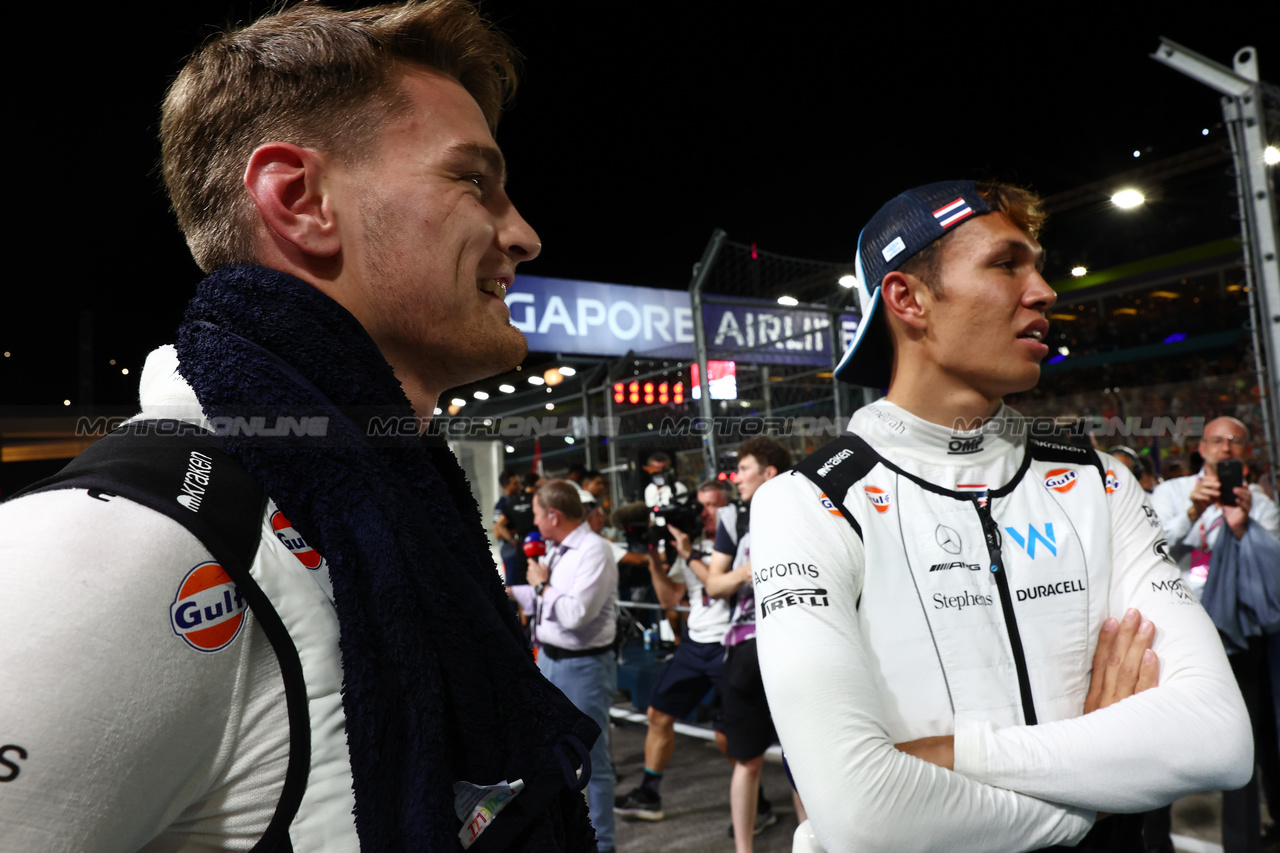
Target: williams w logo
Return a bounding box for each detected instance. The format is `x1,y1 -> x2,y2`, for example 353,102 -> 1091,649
1004,523 -> 1057,559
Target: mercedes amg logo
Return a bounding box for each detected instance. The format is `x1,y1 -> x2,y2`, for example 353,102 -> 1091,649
936,525 -> 962,555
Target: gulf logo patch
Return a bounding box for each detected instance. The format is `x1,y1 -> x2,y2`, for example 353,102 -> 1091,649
1105,469 -> 1122,494
170,562 -> 246,652
1044,468 -> 1078,494
271,510 -> 326,571
818,493 -> 842,517
864,486 -> 891,514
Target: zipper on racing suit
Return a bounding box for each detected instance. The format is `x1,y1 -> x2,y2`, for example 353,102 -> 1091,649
975,497 -> 1038,725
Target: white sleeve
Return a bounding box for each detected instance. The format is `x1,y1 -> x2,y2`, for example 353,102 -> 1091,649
0,489 -> 280,852
1150,478 -> 1193,549
953,459 -> 1253,811
751,475 -> 1093,853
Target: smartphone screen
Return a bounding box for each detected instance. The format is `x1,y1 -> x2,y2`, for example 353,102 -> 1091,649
1217,459 -> 1244,506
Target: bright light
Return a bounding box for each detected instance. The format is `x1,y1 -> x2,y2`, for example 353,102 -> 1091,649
564,436 -> 575,444
473,390 -> 489,400
1071,266 -> 1088,277
499,384 -> 515,393
505,445 -> 515,453
1132,150 -> 1141,158
543,368 -> 564,386
1058,346 -> 1070,356
451,397 -> 466,407
545,402 -> 554,410
1111,189 -> 1145,209
558,366 -> 577,376
434,407 -> 442,415
63,399 -> 71,406
777,296 -> 798,307
121,368 -> 129,375
448,403 -> 462,415
1201,128 -> 1210,136
838,274 -> 858,289
1265,145 -> 1280,166
527,376 -> 545,386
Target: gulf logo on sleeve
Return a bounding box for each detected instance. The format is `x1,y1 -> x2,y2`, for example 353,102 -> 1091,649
864,486 -> 891,514
1044,468 -> 1078,494
818,493 -> 843,517
271,509 -> 327,571
1105,470 -> 1122,494
171,562 -> 246,652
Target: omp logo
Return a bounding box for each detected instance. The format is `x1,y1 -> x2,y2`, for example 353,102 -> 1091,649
817,493 -> 843,517
760,588 -> 829,617
864,486 -> 891,514
1004,523 -> 1057,559
271,510 -> 326,571
929,561 -> 981,572
176,451 -> 214,512
816,449 -> 855,477
1043,468 -> 1077,494
170,562 -> 246,652
1105,469 -> 1122,494
948,436 -> 983,455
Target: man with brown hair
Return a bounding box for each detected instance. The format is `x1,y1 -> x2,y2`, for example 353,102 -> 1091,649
751,180 -> 1252,852
704,437 -> 795,851
0,3 -> 601,851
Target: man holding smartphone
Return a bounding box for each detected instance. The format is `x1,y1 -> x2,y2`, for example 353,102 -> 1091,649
1151,415 -> 1280,853
1151,416 -> 1280,594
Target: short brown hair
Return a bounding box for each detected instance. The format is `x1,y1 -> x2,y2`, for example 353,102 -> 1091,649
161,0 -> 519,272
737,438 -> 793,476
898,180 -> 1046,297
535,480 -> 586,522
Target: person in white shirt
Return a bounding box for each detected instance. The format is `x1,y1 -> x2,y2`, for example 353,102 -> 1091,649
1150,416 -> 1280,853
751,179 -> 1252,853
510,480 -> 621,852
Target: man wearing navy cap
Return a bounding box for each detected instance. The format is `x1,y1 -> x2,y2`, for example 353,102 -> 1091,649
750,180 -> 1253,851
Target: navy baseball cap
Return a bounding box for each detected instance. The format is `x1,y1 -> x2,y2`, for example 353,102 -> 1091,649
834,180 -> 992,388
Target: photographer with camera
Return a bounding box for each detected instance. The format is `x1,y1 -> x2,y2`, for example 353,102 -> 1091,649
1151,416 -> 1280,853
614,480 -> 730,822
642,451 -> 689,509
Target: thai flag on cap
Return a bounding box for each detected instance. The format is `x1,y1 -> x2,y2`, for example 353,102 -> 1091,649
933,197 -> 975,229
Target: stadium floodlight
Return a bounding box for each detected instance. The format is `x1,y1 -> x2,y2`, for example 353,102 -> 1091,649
1071,267 -> 1088,277
498,384 -> 515,393
838,274 -> 858,289
1266,145 -> 1279,166
451,398 -> 466,407
473,390 -> 489,400
559,366 -> 577,376
1111,189 -> 1145,209
777,296 -> 799,307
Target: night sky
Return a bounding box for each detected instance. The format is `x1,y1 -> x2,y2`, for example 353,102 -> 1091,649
5,2 -> 1275,408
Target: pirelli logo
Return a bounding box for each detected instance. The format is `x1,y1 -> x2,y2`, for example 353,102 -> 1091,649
760,587 -> 829,617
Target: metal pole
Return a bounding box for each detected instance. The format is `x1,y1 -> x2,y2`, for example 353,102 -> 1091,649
827,307 -> 844,429
761,365 -> 772,420
604,379 -> 620,508
689,229 -> 728,480
1153,39 -> 1280,489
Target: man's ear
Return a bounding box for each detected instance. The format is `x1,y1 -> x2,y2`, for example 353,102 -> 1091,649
244,142 -> 341,259
879,270 -> 930,333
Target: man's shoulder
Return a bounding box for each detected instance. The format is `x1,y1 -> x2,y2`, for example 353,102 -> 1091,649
1152,476 -> 1193,503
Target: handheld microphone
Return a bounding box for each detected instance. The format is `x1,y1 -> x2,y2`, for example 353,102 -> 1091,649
522,530 -> 546,559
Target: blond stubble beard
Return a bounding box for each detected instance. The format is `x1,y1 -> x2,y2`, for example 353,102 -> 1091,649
358,194 -> 528,390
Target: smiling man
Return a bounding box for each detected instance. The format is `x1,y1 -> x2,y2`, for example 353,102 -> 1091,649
0,4 -> 601,852
750,180 -> 1252,852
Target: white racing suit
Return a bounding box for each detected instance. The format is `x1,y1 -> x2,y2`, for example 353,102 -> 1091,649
751,400 -> 1252,853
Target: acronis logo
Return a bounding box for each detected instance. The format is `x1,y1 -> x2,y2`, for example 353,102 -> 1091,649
170,562 -> 246,652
